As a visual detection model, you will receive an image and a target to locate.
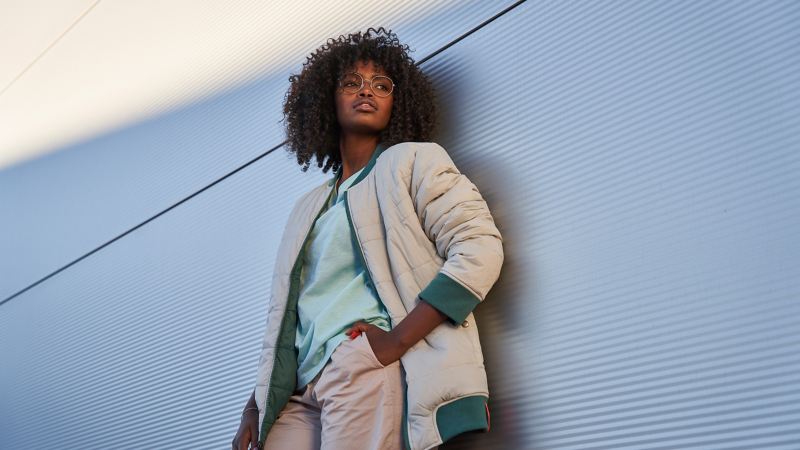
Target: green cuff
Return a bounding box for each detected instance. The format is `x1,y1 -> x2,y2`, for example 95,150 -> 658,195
436,395 -> 490,442
418,272 -> 480,325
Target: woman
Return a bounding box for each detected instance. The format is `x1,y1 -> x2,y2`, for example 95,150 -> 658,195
232,27 -> 504,450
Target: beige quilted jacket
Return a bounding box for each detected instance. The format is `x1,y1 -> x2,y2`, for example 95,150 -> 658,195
253,141 -> 504,449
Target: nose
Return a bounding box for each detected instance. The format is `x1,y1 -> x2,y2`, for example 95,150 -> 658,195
358,80 -> 375,97
358,83 -> 375,97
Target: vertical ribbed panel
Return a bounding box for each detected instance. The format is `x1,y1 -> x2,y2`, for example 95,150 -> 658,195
3,1 -> 800,449
424,1 -> 800,448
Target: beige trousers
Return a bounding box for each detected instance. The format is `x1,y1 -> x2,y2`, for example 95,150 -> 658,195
263,332 -> 405,450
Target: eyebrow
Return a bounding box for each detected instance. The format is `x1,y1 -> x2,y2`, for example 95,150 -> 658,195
354,71 -> 387,79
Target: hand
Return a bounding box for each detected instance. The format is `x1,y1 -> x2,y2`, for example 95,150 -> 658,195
231,407 -> 260,450
344,321 -> 407,367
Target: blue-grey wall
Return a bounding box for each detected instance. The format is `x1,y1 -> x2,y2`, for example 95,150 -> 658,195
2,1 -> 799,448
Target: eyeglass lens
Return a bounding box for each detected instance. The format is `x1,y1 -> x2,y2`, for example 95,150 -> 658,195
340,73 -> 393,97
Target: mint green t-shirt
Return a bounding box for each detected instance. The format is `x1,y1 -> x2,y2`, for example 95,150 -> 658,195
294,165 -> 392,388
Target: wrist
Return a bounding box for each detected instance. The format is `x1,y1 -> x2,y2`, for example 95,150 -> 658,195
390,325 -> 413,352
241,406 -> 258,421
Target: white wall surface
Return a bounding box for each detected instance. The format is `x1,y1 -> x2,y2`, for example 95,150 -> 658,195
2,1 -> 800,449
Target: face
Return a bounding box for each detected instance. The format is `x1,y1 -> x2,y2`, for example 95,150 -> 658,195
334,60 -> 394,136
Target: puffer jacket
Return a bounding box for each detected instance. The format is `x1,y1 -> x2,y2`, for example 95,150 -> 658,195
253,141 -> 504,450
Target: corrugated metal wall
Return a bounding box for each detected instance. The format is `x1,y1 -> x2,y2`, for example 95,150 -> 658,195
2,1 -> 800,449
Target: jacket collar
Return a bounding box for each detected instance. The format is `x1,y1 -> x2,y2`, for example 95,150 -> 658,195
327,142 -> 389,188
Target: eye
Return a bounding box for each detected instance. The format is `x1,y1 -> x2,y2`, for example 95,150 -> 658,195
372,77 -> 392,92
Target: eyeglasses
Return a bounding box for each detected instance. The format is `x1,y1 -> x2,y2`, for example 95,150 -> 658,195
338,72 -> 394,97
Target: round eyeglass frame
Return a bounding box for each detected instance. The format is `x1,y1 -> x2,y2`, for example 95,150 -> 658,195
338,72 -> 395,97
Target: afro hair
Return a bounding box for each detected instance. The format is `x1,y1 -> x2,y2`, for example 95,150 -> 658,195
281,26 -> 438,173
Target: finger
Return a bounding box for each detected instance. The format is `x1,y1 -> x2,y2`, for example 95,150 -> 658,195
239,429 -> 249,450
249,419 -> 259,449
249,436 -> 259,449
345,322 -> 366,337
353,323 -> 373,338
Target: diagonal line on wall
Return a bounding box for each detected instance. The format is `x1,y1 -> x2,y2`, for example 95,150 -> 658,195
0,0 -> 102,99
0,0 -> 527,307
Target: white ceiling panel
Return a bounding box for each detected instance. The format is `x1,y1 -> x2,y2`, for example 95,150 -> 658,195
0,0 -> 462,169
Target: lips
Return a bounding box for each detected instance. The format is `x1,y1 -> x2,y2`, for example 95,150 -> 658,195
353,99 -> 377,111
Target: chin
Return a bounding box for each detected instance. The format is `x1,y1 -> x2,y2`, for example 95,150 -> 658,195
346,122 -> 389,134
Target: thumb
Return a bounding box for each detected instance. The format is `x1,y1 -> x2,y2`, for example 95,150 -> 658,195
345,321 -> 369,337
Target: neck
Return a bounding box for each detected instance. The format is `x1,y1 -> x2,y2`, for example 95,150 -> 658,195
337,134 -> 380,187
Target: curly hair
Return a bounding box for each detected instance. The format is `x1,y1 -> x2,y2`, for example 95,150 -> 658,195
282,27 -> 438,173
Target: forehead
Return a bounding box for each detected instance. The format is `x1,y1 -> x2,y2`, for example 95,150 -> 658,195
344,60 -> 387,76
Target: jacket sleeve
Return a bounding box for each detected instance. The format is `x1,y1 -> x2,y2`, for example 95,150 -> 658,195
411,143 -> 504,325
